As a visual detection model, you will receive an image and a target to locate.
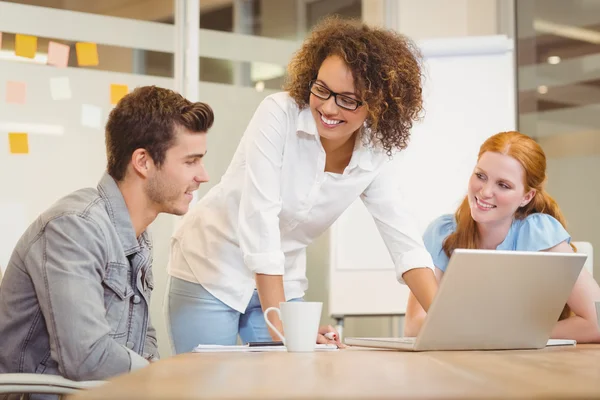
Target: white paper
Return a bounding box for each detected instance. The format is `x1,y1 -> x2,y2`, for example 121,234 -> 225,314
81,104 -> 102,129
0,203 -> 27,273
192,344 -> 338,353
50,77 -> 72,100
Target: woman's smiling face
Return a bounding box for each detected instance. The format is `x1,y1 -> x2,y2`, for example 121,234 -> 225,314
309,55 -> 368,144
468,151 -> 536,225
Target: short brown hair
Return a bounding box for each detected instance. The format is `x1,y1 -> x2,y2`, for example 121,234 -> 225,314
105,86 -> 214,181
285,16 -> 423,155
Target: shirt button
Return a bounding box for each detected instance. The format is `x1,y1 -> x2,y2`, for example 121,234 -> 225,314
126,341 -> 135,349
132,295 -> 141,304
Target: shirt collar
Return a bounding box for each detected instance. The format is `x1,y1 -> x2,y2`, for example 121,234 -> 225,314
346,132 -> 376,172
97,172 -> 150,256
297,107 -> 381,172
297,107 -> 318,136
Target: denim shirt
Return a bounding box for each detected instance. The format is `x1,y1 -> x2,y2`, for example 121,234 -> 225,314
0,172 -> 157,383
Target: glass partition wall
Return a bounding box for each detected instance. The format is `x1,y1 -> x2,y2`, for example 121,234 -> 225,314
516,0 -> 600,282
0,0 -> 363,355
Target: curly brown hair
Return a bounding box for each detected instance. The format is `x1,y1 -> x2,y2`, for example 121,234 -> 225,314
284,16 -> 424,155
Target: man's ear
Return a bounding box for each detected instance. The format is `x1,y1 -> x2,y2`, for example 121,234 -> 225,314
521,188 -> 536,207
131,148 -> 152,178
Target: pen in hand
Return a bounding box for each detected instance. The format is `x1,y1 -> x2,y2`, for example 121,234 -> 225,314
322,330 -> 346,348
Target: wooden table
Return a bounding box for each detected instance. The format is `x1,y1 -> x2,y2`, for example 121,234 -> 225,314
69,345 -> 600,399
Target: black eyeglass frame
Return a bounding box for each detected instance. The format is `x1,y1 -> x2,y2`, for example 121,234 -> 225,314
308,81 -> 364,111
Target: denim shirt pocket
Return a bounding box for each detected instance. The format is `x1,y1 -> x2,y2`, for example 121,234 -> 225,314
103,262 -> 134,338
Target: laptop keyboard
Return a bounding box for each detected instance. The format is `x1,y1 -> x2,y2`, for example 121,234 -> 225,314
387,338 -> 416,344
359,337 -> 416,344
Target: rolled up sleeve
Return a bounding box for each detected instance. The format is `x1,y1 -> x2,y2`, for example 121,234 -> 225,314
361,162 -> 435,284
238,97 -> 288,276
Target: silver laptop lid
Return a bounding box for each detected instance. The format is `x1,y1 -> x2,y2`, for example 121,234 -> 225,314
415,249 -> 586,351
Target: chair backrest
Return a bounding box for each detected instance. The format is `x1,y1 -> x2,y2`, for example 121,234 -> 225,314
573,241 -> 594,275
0,373 -> 105,397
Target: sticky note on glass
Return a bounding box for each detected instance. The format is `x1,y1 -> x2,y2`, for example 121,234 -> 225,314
50,77 -> 72,100
6,81 -> 26,104
15,34 -> 37,59
47,41 -> 70,68
76,42 -> 99,66
8,133 -> 29,154
81,104 -> 102,129
110,84 -> 128,105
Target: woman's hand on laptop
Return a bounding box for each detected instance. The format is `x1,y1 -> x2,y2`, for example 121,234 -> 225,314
317,325 -> 346,348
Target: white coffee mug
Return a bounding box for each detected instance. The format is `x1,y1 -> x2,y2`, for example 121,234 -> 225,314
263,302 -> 322,352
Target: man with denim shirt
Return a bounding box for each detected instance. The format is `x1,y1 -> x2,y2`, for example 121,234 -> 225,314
0,86 -> 213,385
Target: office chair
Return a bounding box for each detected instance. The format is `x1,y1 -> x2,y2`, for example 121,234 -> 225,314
0,373 -> 104,399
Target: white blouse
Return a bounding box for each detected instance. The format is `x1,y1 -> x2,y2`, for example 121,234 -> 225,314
168,92 -> 434,313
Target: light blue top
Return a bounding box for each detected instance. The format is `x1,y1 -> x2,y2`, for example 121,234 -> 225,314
423,213 -> 571,272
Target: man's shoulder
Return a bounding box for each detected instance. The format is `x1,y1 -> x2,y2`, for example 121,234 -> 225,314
41,187 -> 108,223
10,187 -> 113,270
31,187 -> 113,239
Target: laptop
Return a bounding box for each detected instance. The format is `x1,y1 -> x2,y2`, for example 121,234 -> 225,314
345,249 -> 587,351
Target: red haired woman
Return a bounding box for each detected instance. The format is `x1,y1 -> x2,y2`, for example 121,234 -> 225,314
406,131 -> 600,343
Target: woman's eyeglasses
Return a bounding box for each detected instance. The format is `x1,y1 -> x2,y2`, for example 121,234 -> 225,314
309,81 -> 363,111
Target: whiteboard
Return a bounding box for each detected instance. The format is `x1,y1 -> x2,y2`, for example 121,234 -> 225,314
328,36 -> 516,317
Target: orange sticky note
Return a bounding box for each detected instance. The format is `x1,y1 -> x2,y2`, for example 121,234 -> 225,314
76,42 -> 99,66
6,81 -> 26,104
47,41 -> 70,68
8,133 -> 29,154
110,84 -> 128,105
15,34 -> 37,59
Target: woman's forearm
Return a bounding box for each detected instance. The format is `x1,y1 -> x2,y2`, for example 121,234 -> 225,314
551,315 -> 600,343
255,273 -> 286,340
402,267 -> 438,312
404,312 -> 426,337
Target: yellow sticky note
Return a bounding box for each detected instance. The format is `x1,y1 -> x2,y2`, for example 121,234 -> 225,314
15,34 -> 37,59
110,84 -> 128,105
0,32 -> 3,50
76,42 -> 99,66
8,133 -> 29,154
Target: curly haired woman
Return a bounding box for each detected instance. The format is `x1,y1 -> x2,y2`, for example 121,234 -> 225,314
166,16 -> 439,352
